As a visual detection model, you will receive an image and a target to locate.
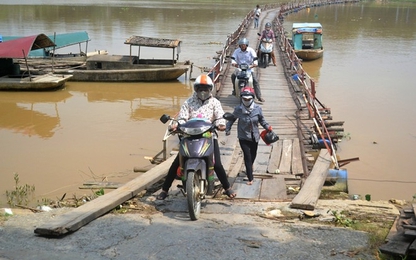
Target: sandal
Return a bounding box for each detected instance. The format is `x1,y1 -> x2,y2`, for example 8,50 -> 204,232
156,191 -> 168,200
247,180 -> 253,185
223,188 -> 237,199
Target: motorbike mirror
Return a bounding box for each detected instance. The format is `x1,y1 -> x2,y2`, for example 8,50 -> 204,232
257,33 -> 261,36
223,112 -> 235,121
160,114 -> 171,124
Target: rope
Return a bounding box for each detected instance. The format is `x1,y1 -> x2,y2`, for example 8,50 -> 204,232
348,178 -> 416,184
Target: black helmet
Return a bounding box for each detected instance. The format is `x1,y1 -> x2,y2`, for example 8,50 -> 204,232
260,129 -> 279,145
238,38 -> 249,47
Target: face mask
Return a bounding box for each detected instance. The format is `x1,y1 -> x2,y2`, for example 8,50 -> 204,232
242,98 -> 253,107
197,89 -> 210,101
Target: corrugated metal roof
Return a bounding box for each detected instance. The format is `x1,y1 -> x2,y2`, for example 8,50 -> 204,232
45,31 -> 90,50
3,31 -> 89,50
124,36 -> 181,48
0,34 -> 56,59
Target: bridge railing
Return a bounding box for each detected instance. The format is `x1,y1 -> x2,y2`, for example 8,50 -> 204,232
207,1 -> 357,169
276,2 -> 346,168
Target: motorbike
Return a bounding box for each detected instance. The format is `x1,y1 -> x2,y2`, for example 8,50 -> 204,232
258,36 -> 273,68
233,63 -> 253,98
159,114 -> 220,220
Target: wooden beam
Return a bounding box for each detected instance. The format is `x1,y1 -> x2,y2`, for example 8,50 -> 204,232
267,140 -> 282,174
231,177 -> 261,200
291,138 -> 303,175
260,176 -> 287,201
279,139 -> 292,174
379,215 -> 415,256
34,155 -> 176,237
290,149 -> 331,210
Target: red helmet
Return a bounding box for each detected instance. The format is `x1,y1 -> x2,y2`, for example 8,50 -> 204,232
240,87 -> 255,98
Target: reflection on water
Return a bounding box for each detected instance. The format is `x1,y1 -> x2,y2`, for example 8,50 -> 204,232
0,91 -> 72,138
68,81 -> 192,120
300,58 -> 323,80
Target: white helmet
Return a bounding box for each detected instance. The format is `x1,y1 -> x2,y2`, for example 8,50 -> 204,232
194,74 -> 214,101
238,38 -> 249,47
265,22 -> 272,30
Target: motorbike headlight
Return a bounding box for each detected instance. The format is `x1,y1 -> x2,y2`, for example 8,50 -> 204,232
180,125 -> 211,135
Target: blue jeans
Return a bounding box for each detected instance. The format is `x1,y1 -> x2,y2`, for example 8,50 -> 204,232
254,18 -> 259,28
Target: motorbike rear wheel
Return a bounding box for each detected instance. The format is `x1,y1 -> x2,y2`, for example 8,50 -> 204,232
186,171 -> 201,220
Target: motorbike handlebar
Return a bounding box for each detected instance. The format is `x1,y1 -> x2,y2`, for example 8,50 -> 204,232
161,114 -> 223,137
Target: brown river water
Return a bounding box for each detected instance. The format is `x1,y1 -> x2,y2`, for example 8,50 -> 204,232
0,0 -> 415,206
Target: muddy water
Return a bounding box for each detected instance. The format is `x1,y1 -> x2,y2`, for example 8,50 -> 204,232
0,81 -> 191,205
0,0 -> 415,206
284,2 -> 416,201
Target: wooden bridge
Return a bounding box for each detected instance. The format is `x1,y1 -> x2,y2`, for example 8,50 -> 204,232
34,1 -> 355,237
215,8 -> 306,202
206,5 -> 346,208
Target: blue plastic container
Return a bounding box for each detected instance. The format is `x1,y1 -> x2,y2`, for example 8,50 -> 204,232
327,169 -> 348,192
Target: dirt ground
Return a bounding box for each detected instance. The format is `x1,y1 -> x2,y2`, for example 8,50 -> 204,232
0,195 -> 403,260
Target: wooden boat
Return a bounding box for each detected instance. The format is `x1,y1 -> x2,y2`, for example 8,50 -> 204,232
292,23 -> 324,61
1,31 -> 107,73
2,31 -> 107,59
0,34 -> 73,91
58,36 -> 190,82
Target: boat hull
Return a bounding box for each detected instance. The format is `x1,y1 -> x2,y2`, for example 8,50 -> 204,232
0,74 -> 73,91
64,64 -> 189,82
295,49 -> 324,61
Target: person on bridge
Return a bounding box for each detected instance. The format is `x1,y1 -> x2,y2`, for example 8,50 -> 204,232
231,38 -> 265,102
225,87 -> 272,185
258,22 -> 277,66
156,74 -> 236,200
253,5 -> 261,29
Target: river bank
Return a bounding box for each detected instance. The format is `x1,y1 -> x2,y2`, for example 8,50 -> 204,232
0,197 -> 402,260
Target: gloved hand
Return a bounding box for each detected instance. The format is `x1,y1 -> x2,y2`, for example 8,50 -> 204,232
268,126 -> 272,132
225,131 -> 231,136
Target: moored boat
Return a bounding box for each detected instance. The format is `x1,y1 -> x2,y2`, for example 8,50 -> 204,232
2,31 -> 107,59
0,34 -> 73,91
1,31 -> 107,73
292,23 -> 324,61
57,35 -> 190,82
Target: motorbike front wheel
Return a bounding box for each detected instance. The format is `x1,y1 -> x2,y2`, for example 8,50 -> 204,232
263,54 -> 269,68
186,171 -> 201,220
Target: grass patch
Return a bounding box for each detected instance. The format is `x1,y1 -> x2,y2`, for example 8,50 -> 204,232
5,173 -> 35,207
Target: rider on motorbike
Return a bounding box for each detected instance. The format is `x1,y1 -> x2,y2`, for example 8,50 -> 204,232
258,22 -> 276,66
157,74 -> 236,200
231,38 -> 265,102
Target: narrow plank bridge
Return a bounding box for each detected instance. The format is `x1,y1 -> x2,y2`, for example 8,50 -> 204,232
210,6 -> 338,205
